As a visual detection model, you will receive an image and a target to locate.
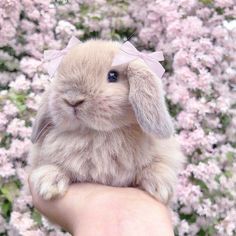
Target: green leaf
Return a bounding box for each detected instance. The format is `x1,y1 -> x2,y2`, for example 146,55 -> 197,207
219,114 -> 231,131
199,0 -> 213,5
0,232 -> 7,236
91,16 -> 101,20
1,182 -> 20,202
197,228 -> 207,236
80,4 -> 90,15
55,0 -> 68,5
206,225 -> 217,235
226,152 -> 234,163
0,60 -> 19,72
180,213 -> 197,223
0,61 -> 10,72
8,91 -> 27,113
0,46 -> 16,57
215,7 -> 224,15
166,99 -> 182,118
225,170 -> 233,178
191,178 -> 209,193
74,22 -> 84,30
111,28 -> 136,41
81,31 -> 100,40
1,200 -> 12,218
0,134 -> 12,149
18,35 -> 26,45
215,174 -> 221,183
31,208 -> 42,225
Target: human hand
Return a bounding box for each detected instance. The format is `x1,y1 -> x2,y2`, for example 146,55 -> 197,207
29,180 -> 174,236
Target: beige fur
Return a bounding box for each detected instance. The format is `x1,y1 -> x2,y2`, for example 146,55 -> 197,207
29,39 -> 185,204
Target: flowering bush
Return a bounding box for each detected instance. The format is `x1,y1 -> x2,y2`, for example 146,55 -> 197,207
0,0 -> 235,235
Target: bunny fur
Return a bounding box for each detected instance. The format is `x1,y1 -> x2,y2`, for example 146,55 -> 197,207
29,40 -> 185,204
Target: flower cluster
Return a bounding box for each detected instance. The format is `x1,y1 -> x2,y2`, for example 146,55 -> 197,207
130,0 -> 236,235
0,0 -> 235,235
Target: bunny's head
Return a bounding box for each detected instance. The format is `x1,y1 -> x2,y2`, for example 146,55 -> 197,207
31,40 -> 174,143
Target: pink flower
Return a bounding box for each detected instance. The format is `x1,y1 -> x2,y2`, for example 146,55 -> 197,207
0,112 -> 8,131
55,20 -> 76,36
0,148 -> 15,178
9,211 -> 35,234
9,75 -> 31,92
178,220 -> 190,236
177,112 -> 197,129
175,66 -> 198,89
20,57 -> 41,78
0,214 -> 6,233
167,16 -> 207,39
215,0 -> 234,8
173,50 -> 189,68
7,118 -> 32,139
26,93 -> 42,111
8,138 -> 31,160
3,101 -> 18,117
31,74 -> 50,92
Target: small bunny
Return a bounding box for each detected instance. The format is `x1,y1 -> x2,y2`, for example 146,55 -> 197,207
29,38 -> 185,204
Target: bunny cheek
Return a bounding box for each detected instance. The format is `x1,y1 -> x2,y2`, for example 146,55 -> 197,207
48,92 -> 81,131
80,98 -> 132,131
79,87 -> 135,131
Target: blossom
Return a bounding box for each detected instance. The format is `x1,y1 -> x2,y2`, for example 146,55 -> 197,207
26,93 -> 42,111
9,74 -> 31,92
20,58 -> 41,78
0,215 -> 6,233
177,111 -> 197,130
215,209 -> 236,236
8,138 -> 31,160
9,212 -> 35,234
0,112 -> 8,131
55,20 -> 76,36
178,220 -> 190,236
7,118 -> 32,139
3,101 -> 18,117
0,148 -> 15,178
31,74 -> 50,92
214,0 -> 234,8
0,0 -> 235,235
0,72 -> 14,86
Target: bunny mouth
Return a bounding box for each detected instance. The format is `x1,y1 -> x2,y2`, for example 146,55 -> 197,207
73,109 -> 82,121
72,108 -> 77,116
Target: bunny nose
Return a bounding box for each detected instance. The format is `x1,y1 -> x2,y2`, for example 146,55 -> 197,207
64,98 -> 85,107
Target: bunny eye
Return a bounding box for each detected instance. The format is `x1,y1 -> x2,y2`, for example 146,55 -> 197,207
107,70 -> 118,82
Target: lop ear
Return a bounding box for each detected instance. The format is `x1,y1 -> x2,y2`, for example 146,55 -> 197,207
31,93 -> 53,143
128,60 -> 174,139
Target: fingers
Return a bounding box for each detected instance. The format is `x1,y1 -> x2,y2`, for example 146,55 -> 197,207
28,177 -> 174,236
28,177 -> 115,233
28,176 -> 77,233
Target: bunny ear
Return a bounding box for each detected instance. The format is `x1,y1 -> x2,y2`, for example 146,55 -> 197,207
128,60 -> 174,139
31,95 -> 53,143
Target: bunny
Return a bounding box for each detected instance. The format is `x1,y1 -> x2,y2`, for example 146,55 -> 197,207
29,39 -> 185,204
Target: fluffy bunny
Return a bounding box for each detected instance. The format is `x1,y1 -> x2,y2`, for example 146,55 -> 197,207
29,39 -> 185,204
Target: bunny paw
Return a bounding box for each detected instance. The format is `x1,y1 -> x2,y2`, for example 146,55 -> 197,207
138,166 -> 176,204
141,179 -> 173,204
30,165 -> 69,200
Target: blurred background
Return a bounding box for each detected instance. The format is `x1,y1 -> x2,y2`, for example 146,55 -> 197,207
0,0 -> 236,235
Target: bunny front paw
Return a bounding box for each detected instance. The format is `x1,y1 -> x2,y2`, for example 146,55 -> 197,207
140,177 -> 174,204
30,165 -> 70,200
137,163 -> 177,204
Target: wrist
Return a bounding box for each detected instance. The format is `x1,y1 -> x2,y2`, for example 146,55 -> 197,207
71,187 -> 174,236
